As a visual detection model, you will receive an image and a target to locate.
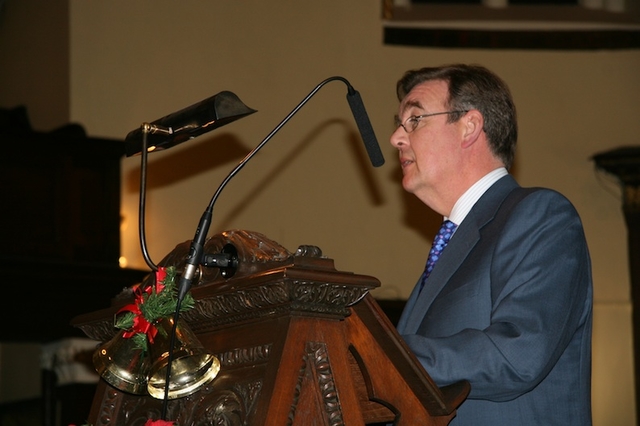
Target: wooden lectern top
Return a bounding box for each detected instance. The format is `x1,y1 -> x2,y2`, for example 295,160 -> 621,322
72,230 -> 469,425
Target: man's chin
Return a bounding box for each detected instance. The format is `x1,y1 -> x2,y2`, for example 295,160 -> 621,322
401,177 -> 417,194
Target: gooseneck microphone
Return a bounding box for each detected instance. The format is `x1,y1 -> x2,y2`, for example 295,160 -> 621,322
175,76 -> 384,303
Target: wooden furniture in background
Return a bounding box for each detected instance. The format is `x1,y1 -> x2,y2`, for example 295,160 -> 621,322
593,146 -> 640,426
0,105 -> 148,342
0,106 -> 147,426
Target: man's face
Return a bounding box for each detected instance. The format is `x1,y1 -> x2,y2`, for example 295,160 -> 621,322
390,80 -> 465,209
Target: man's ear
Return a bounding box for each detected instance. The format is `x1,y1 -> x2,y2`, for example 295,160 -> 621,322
461,110 -> 483,148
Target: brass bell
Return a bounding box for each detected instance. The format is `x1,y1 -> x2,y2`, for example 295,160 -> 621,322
93,329 -> 151,394
147,317 -> 220,399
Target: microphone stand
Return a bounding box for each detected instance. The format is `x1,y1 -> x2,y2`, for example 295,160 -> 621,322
159,76 -> 383,419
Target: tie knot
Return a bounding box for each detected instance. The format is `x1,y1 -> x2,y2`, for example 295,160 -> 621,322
434,220 -> 457,248
420,220 -> 458,288
441,219 -> 457,232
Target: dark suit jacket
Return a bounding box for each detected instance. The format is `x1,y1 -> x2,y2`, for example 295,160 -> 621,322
397,175 -> 593,425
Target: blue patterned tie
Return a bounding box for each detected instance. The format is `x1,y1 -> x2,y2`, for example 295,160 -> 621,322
419,220 -> 457,291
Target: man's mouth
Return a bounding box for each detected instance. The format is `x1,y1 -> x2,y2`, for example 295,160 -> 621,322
400,157 -> 413,168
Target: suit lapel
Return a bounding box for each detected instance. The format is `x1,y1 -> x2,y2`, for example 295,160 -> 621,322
398,175 -> 519,334
400,221 -> 481,333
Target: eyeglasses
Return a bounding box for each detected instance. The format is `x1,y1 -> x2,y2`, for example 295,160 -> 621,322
395,110 -> 468,134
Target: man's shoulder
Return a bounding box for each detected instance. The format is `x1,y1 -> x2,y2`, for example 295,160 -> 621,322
489,176 -> 575,211
470,178 -> 579,229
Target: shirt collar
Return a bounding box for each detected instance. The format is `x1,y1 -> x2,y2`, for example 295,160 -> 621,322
446,167 -> 508,226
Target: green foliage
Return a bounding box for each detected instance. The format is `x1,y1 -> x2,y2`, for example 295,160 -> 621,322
113,266 -> 195,351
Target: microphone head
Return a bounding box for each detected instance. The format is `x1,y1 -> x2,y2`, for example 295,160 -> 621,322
124,91 -> 257,157
346,90 -> 385,167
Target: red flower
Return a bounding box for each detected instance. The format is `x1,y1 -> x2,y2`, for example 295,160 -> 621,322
145,420 -> 174,426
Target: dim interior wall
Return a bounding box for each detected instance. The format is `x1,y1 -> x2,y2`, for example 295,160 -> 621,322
0,0 -> 70,129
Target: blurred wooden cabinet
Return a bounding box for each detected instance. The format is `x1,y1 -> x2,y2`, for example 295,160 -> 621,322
0,106 -> 148,425
0,106 -> 148,343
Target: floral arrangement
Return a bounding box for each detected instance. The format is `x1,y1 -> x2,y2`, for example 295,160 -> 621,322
114,265 -> 195,351
74,267 -> 193,426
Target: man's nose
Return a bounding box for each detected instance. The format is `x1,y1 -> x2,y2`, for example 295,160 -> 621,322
390,126 -> 407,148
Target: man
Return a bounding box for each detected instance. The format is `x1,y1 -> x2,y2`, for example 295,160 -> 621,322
391,64 -> 592,425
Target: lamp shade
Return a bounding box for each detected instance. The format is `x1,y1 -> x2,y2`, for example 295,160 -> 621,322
124,91 -> 256,157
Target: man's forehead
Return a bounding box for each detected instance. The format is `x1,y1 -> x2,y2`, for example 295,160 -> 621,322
399,98 -> 423,114
400,80 -> 448,110
400,88 -> 447,116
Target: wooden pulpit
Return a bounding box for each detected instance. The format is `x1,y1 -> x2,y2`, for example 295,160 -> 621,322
72,230 -> 469,425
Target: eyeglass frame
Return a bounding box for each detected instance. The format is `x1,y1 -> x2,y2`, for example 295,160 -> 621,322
395,110 -> 469,134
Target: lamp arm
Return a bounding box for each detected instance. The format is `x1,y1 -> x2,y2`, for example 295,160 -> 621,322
138,125 -> 158,271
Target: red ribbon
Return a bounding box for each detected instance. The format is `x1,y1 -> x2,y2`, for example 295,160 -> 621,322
118,267 -> 168,344
145,420 -> 175,426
